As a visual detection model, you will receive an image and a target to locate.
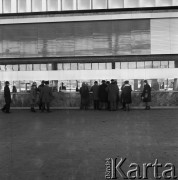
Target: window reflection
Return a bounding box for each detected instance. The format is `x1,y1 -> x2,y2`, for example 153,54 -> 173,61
99,63 -> 106,70
19,64 -> 26,71
115,62 -> 121,69
106,63 -> 112,69
108,0 -> 124,8
78,63 -> 85,70
62,0 -> 76,10
161,61 -> 168,68
41,64 -> 47,71
121,62 -> 128,69
78,0 -> 91,10
18,0 -> 27,12
6,65 -> 13,71
92,63 -> 99,70
129,62 -> 136,69
47,0 -> 58,11
93,0 -> 107,9
3,0 -> 11,13
33,64 -> 41,71
71,63 -> 78,70
57,63 -> 63,70
63,63 -> 71,70
145,61 -> 152,68
137,62 -> 144,69
32,0 -> 42,12
85,63 -> 91,70
13,65 -> 19,71
169,61 -> 175,68
153,61 -> 161,68
27,64 -> 33,71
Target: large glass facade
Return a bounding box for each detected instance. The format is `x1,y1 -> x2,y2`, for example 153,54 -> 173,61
0,0 -> 177,14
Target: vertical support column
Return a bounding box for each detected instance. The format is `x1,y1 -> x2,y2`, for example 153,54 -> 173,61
26,0 -> 31,12
11,0 -> 17,13
73,0 -> 76,10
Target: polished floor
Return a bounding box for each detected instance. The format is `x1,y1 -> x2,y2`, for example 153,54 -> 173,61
0,109 -> 178,180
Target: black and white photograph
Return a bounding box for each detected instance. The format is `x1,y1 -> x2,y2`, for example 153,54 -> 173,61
0,0 -> 178,179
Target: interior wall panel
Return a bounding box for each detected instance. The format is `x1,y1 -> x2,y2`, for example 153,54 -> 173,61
0,20 -> 150,58
151,19 -> 170,54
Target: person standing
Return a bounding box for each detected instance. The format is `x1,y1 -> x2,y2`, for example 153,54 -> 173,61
30,82 -> 38,112
98,80 -> 108,110
80,82 -> 90,110
122,80 -> 132,111
141,80 -> 151,110
121,82 -> 126,110
38,80 -> 45,110
106,79 -> 119,111
90,81 -> 99,110
41,81 -> 53,112
1,81 -> 11,113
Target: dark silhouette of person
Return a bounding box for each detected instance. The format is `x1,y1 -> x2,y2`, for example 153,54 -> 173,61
1,81 -> 11,113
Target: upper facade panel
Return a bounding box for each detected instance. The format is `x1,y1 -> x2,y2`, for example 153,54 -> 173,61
0,0 -> 178,14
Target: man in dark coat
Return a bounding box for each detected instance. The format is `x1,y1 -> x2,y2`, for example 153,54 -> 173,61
106,79 -> 119,111
141,80 -> 151,110
1,81 -> 11,113
80,82 -> 90,110
41,81 -> 53,112
90,81 -> 99,110
38,80 -> 45,110
122,80 -> 132,111
99,80 -> 108,110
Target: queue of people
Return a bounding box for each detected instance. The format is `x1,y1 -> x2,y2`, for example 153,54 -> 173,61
1,80 -> 151,113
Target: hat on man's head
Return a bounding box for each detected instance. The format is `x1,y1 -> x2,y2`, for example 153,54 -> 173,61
45,81 -> 49,85
5,81 -> 9,85
111,79 -> 115,82
144,80 -> 148,83
102,80 -> 106,83
125,80 -> 129,84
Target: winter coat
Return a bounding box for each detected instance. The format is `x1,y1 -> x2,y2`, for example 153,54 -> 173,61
80,85 -> 90,106
4,85 -> 11,103
91,84 -> 99,100
122,84 -> 132,104
141,84 -> 151,102
30,86 -> 38,104
99,83 -> 108,102
41,85 -> 53,103
106,83 -> 119,102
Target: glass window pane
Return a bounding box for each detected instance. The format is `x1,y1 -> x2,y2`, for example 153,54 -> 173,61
121,62 -> 128,69
78,0 -> 91,10
19,64 -> 27,71
41,64 -> 47,71
124,0 -> 139,8
108,0 -> 124,8
3,0 -> 11,13
156,0 -> 172,7
62,0 -> 76,10
85,63 -> 91,70
145,61 -> 152,68
153,61 -> 161,68
57,63 -> 63,70
27,64 -> 32,71
92,63 -> 98,70
18,0 -> 27,12
129,62 -> 137,69
47,63 -> 52,70
32,0 -> 42,12
78,63 -> 85,70
140,0 -> 155,7
169,61 -> 175,68
13,65 -> 19,71
137,62 -> 145,69
6,65 -> 13,71
71,63 -> 78,70
63,63 -> 71,70
33,64 -> 41,71
99,63 -> 106,70
93,0 -> 107,9
161,61 -> 168,68
48,0 -> 58,11
115,62 -> 121,69
106,63 -> 112,69
0,65 -> 5,71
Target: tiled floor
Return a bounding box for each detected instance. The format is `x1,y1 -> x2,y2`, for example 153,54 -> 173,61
0,109 -> 178,180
